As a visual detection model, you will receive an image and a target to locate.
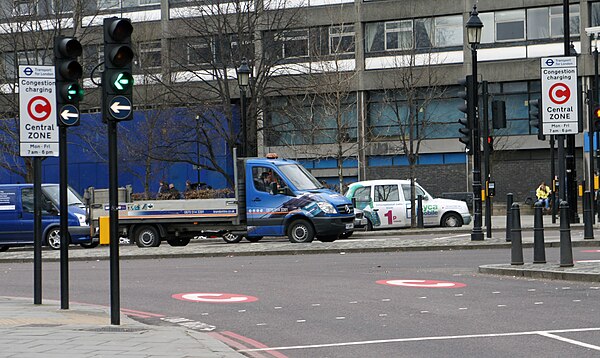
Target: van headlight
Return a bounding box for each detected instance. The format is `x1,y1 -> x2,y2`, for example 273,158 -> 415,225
317,202 -> 336,214
74,213 -> 88,226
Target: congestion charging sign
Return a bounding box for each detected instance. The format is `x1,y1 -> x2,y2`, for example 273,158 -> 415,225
18,65 -> 59,156
540,57 -> 579,135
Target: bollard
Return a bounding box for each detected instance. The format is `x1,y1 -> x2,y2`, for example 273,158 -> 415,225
417,195 -> 424,228
559,201 -> 574,267
533,202 -> 546,264
510,203 -> 524,265
583,191 -> 594,240
505,193 -> 513,242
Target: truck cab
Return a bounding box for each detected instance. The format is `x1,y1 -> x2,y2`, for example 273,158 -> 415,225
245,157 -> 355,243
0,184 -> 97,252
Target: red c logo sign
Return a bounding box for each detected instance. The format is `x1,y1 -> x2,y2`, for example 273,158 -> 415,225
27,96 -> 51,122
549,83 -> 570,105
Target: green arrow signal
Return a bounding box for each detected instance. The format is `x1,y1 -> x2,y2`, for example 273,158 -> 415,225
113,72 -> 133,91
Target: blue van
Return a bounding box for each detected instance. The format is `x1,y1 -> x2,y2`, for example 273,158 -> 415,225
244,157 -> 355,243
0,184 -> 97,252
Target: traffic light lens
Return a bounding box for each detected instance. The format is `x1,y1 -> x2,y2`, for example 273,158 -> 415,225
109,19 -> 134,42
63,84 -> 84,101
595,107 -> 600,118
110,45 -> 134,67
111,72 -> 133,91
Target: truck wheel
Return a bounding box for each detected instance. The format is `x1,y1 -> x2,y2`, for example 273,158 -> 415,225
167,238 -> 190,246
222,233 -> 243,243
135,226 -> 161,247
441,213 -> 463,227
0,246 -> 8,252
80,242 -> 99,249
46,228 -> 63,250
318,236 -> 337,242
245,236 -> 263,243
287,219 -> 314,243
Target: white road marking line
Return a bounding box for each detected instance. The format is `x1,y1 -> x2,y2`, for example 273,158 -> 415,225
296,320 -> 306,323
573,300 -> 581,302
537,332 -> 600,351
382,299 -> 391,302
497,305 -> 506,307
534,302 -> 544,305
312,303 -> 321,307
239,327 -> 600,353
527,289 -> 536,292
432,234 -> 471,240
459,308 -> 468,310
455,294 -> 463,297
336,317 -> 345,320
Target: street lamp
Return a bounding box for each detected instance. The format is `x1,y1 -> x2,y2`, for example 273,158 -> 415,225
237,58 -> 251,158
466,4 -> 484,241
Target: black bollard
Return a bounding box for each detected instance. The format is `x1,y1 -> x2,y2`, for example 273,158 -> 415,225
583,191 -> 594,240
506,193 -> 513,242
417,195 -> 424,228
533,202 -> 546,264
559,201 -> 574,267
510,203 -> 524,265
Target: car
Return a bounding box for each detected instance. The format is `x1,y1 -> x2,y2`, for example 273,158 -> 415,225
345,179 -> 471,230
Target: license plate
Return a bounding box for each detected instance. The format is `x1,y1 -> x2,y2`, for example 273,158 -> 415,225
345,223 -> 354,229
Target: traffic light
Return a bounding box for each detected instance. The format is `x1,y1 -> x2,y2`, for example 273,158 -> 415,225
54,36 -> 83,126
457,75 -> 474,154
487,136 -> 494,153
529,99 -> 545,141
103,17 -> 134,122
593,106 -> 600,132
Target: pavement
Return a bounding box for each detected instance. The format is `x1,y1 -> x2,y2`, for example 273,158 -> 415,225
1,214 -> 599,357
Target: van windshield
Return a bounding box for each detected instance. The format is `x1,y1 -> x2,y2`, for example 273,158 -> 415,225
277,164 -> 323,190
42,185 -> 84,206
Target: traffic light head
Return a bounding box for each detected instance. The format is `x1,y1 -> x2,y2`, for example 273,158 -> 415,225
487,136 -> 494,153
593,106 -> 600,132
54,36 -> 83,126
103,17 -> 134,121
457,75 -> 474,154
458,117 -> 472,153
529,99 -> 545,140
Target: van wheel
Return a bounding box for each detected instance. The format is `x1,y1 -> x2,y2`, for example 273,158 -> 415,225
441,213 -> 463,227
135,226 -> 161,247
245,236 -> 263,243
366,219 -> 373,231
287,219 -> 314,243
46,228 -> 64,250
0,246 -> 8,252
80,242 -> 99,249
222,233 -> 243,243
167,238 -> 190,246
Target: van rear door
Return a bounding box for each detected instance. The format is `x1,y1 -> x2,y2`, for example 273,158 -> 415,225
0,187 -> 24,244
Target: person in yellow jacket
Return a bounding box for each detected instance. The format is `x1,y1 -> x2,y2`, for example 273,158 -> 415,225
536,181 -> 551,209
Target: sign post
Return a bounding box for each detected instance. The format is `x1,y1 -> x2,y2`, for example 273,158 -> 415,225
19,65 -> 58,305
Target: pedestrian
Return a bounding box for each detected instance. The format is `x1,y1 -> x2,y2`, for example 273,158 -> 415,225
185,180 -> 198,192
158,180 -> 169,195
536,181 -> 551,211
168,183 -> 181,199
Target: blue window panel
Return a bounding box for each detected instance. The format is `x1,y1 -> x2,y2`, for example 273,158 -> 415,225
313,158 -> 337,169
392,156 -> 409,166
417,154 -> 443,165
368,156 -> 393,167
343,157 -> 358,168
444,153 -> 467,164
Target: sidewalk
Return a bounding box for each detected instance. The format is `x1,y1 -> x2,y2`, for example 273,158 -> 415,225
1,214 -> 599,357
0,296 -> 244,358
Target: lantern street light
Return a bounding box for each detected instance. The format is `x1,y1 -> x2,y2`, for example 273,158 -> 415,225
466,4 -> 484,241
237,58 -> 251,157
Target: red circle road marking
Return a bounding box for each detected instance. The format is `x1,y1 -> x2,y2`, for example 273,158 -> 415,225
27,96 -> 52,121
549,83 -> 570,105
376,279 -> 467,288
172,293 -> 258,303
581,250 -> 600,253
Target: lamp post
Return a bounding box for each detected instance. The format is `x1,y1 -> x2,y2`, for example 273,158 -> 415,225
466,4 -> 484,241
237,58 -> 251,158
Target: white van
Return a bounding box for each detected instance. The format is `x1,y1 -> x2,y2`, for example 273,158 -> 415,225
345,180 -> 471,230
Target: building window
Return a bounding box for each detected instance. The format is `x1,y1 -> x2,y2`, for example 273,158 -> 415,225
433,15 -> 462,47
98,0 -> 159,10
13,0 -> 36,15
272,29 -> 309,59
329,24 -> 355,54
385,20 -> 412,50
138,41 -> 161,69
495,10 -> 525,42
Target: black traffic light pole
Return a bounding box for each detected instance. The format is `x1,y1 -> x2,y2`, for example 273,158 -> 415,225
54,36 -> 84,310
482,81 -> 491,238
103,17 -> 134,326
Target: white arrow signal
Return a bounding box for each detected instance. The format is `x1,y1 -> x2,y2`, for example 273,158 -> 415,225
110,101 -> 131,113
61,109 -> 78,120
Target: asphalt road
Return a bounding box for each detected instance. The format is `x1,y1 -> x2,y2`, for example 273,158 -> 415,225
1,247 -> 599,357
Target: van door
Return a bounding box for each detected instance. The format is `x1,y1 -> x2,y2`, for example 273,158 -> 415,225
0,187 -> 23,244
246,165 -> 288,236
373,183 -> 407,228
